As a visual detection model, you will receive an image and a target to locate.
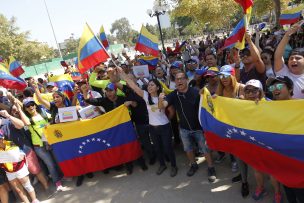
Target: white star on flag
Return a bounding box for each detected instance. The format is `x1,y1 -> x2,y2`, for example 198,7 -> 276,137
240,130 -> 246,136
97,138 -> 101,142
92,138 -> 95,141
227,129 -> 232,134
249,136 -> 256,141
267,146 -> 273,150
258,142 -> 265,146
232,128 -> 238,133
226,134 -> 231,138
86,139 -> 90,143
106,143 -> 111,147
103,140 -> 106,143
79,146 -> 83,149
82,142 -> 86,145
78,150 -> 82,154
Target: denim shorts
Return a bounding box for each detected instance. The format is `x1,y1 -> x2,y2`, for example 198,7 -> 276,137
179,128 -> 209,154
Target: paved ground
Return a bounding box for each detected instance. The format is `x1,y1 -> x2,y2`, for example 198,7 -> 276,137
35,147 -> 277,203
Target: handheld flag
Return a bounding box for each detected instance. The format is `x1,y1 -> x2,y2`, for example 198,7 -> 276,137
135,26 -> 159,57
99,25 -> 109,49
0,64 -> 26,90
77,23 -> 110,74
44,105 -> 142,176
234,0 -> 253,14
199,89 -> 304,188
138,56 -> 159,70
49,74 -> 74,100
9,56 -> 24,77
279,4 -> 304,25
223,18 -> 246,49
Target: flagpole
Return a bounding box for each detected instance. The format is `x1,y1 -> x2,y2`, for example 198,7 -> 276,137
43,0 -> 63,59
85,22 -> 119,67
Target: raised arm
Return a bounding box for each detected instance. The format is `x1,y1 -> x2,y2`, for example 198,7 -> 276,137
15,101 -> 31,126
245,33 -> 265,74
254,29 -> 262,53
0,110 -> 24,129
274,22 -> 302,72
117,67 -> 144,98
32,83 -> 51,110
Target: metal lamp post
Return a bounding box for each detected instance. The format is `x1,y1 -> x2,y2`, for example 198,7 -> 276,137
147,1 -> 169,55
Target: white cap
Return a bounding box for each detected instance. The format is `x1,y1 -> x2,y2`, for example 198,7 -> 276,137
245,79 -> 263,90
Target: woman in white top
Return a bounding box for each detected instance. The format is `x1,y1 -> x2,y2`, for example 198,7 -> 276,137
117,67 -> 178,177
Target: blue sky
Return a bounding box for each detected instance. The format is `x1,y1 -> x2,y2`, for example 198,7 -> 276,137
0,0 -> 158,47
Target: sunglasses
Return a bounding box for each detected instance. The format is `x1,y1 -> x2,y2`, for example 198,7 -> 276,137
219,75 -> 231,79
244,88 -> 259,94
268,83 -> 284,92
25,103 -> 35,108
205,75 -> 217,79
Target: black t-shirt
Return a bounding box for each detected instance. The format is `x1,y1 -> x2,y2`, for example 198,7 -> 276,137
122,85 -> 149,125
0,119 -> 32,150
165,87 -> 202,131
85,96 -> 127,112
50,102 -> 60,124
240,67 -> 266,88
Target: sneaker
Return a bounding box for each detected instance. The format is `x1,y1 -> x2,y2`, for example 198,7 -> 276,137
215,154 -> 226,164
32,199 -> 40,203
86,173 -> 94,179
274,192 -> 283,203
187,163 -> 198,177
156,165 -> 167,175
231,161 -> 239,173
241,182 -> 249,198
170,166 -> 178,177
76,175 -> 84,187
55,181 -> 63,192
252,187 -> 267,201
207,167 -> 216,183
232,174 -> 242,183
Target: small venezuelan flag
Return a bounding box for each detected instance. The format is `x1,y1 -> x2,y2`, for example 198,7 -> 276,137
138,55 -> 159,70
279,4 -> 304,25
99,25 -> 109,49
234,0 -> 253,14
135,26 -> 159,57
0,63 -> 26,90
223,18 -> 246,50
9,56 -> 24,77
77,23 -> 110,74
49,74 -> 75,100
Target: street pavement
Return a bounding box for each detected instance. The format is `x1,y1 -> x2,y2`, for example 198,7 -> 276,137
37,147 -> 276,203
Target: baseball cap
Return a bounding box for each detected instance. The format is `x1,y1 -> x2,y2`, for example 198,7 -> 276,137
195,68 -> 207,76
186,59 -> 198,64
219,65 -> 235,76
245,79 -> 263,90
205,67 -> 219,77
105,83 -> 117,91
170,61 -> 183,69
23,97 -> 35,106
266,76 -> 294,90
46,82 -> 56,87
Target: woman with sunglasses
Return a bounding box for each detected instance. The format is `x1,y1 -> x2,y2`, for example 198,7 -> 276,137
21,97 -> 63,191
215,65 -> 244,173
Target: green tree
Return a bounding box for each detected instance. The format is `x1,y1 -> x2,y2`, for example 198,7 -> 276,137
0,14 -> 54,66
110,18 -> 138,45
63,37 -> 79,56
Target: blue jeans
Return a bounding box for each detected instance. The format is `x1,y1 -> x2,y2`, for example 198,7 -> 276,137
179,128 -> 209,154
34,146 -> 61,183
149,124 -> 176,167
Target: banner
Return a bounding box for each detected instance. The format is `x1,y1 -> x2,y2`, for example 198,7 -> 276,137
44,105 -> 142,176
199,89 -> 304,188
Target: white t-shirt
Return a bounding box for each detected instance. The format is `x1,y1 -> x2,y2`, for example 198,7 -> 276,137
143,91 -> 169,126
276,64 -> 304,99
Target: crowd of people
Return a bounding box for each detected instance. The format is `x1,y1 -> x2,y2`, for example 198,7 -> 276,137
0,20 -> 303,203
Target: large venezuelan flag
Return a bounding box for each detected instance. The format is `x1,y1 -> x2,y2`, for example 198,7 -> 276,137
0,64 -> 26,90
199,89 -> 304,188
279,4 -> 304,25
99,25 -> 109,49
44,105 -> 142,176
135,26 -> 159,57
77,23 -> 110,74
49,74 -> 74,100
9,56 -> 24,77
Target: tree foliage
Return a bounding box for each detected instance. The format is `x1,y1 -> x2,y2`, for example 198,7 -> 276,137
110,18 -> 139,45
63,37 -> 79,56
0,14 -> 54,66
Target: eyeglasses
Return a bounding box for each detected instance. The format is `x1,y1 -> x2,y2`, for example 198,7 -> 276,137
219,75 -> 231,79
25,103 -> 35,108
268,83 -> 284,92
244,88 -> 259,94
